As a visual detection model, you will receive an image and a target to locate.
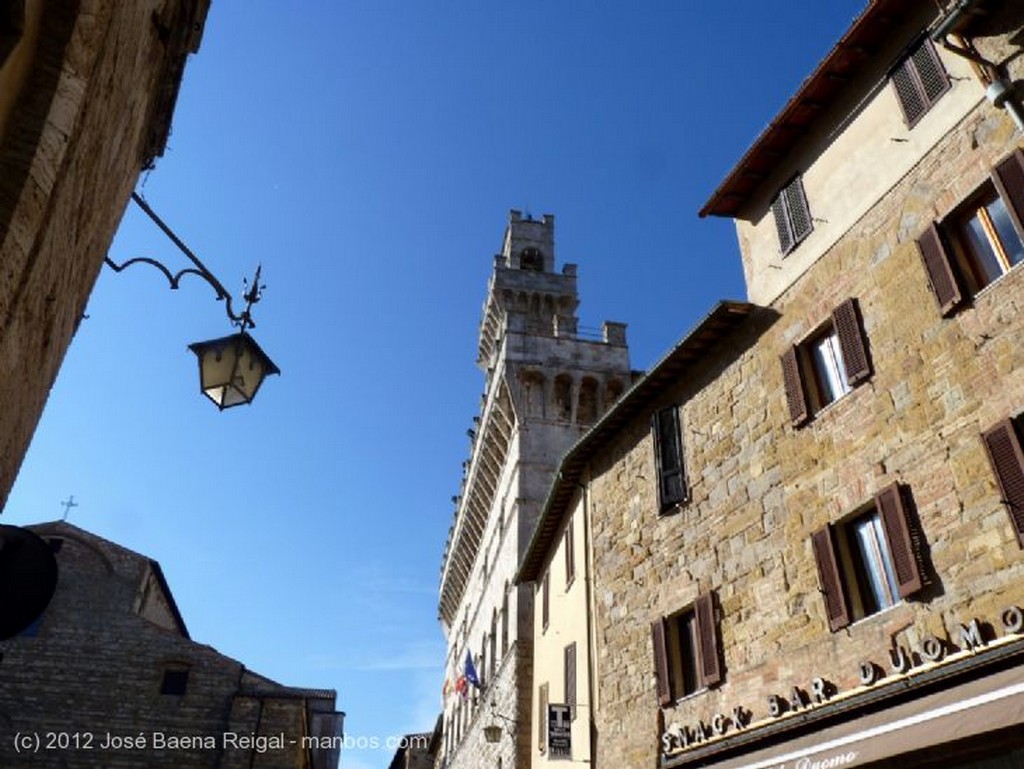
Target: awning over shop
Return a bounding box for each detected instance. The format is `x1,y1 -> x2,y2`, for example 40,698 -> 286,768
680,664 -> 1024,769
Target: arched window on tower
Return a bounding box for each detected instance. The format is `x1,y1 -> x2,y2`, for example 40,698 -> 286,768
523,371 -> 545,418
554,374 -> 573,421
490,610 -> 498,681
606,378 -> 624,408
578,377 -> 599,424
501,584 -> 509,657
519,247 -> 543,271
480,636 -> 487,689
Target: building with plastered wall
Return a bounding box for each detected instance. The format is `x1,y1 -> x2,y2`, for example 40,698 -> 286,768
0,0 -> 207,512
436,211 -> 631,769
519,1 -> 1024,768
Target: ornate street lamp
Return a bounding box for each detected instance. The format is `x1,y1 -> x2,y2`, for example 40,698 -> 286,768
188,328 -> 279,410
105,193 -> 280,409
483,705 -> 516,743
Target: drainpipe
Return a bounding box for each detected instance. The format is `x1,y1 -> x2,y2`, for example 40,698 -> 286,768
574,472 -> 598,769
931,0 -> 976,44
986,78 -> 1024,131
931,0 -> 1024,132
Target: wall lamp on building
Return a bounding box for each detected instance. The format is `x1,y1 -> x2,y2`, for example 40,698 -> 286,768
104,193 -> 280,409
483,706 -> 516,743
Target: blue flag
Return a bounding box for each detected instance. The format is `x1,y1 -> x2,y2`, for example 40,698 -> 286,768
464,649 -> 481,690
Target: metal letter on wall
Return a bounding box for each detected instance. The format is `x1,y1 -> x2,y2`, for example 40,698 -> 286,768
548,703 -> 572,760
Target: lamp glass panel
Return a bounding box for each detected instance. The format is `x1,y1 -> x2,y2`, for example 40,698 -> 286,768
191,333 -> 278,409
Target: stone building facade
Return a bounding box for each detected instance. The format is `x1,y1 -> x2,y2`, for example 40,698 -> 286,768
520,2 -> 1024,768
0,0 -> 207,511
0,521 -> 344,768
437,212 -> 631,769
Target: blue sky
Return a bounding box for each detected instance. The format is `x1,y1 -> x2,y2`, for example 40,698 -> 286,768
7,3 -> 867,768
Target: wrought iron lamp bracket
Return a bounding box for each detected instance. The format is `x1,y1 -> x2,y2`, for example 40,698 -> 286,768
103,192 -> 264,330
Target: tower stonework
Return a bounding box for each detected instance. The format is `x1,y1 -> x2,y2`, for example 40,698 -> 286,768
438,211 -> 631,769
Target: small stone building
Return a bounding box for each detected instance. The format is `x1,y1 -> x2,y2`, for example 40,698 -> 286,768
0,521 -> 344,768
0,0 -> 207,511
520,1 -> 1024,768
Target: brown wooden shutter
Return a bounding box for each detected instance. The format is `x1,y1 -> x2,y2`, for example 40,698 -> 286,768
892,57 -> 926,126
694,592 -> 721,688
982,419 -> 1024,549
564,522 -> 575,585
653,407 -> 687,511
812,526 -> 850,632
538,682 -> 548,753
564,642 -> 577,717
541,571 -> 550,629
781,347 -> 809,426
917,222 -> 962,315
651,618 -> 671,706
773,195 -> 794,255
911,39 -> 950,105
832,298 -> 871,386
892,39 -> 949,127
785,176 -> 813,244
992,149 -> 1024,239
874,482 -> 923,598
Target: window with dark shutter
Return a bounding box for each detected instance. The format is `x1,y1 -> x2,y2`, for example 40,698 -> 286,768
783,299 -> 871,426
982,418 -> 1024,549
541,571 -> 550,631
538,682 -> 549,754
651,619 -> 671,707
891,38 -> 950,127
992,150 -> 1024,236
812,527 -> 851,632
772,176 -> 813,255
781,347 -> 810,426
652,592 -> 722,705
564,642 -> 577,719
919,150 -> 1024,315
814,485 -> 926,632
564,520 -> 575,587
653,406 -> 687,511
832,298 -> 871,386
917,223 -> 962,315
694,593 -> 721,688
874,483 -> 922,597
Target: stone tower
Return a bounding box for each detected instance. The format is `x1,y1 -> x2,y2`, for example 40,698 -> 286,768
438,211 -> 631,769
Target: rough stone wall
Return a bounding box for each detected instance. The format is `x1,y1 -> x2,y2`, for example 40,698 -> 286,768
0,0 -> 205,511
444,645 -> 521,769
588,82 -> 1024,769
0,523 -> 331,768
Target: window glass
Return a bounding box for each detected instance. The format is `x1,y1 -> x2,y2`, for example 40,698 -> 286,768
964,209 -> 1004,284
957,189 -> 1024,290
809,331 -> 851,406
989,197 -> 1024,269
848,513 -> 899,615
671,610 -> 699,698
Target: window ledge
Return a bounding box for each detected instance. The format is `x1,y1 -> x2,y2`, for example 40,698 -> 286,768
800,386 -> 859,428
658,497 -> 691,517
664,686 -> 710,709
846,600 -> 908,632
971,259 -> 1024,305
